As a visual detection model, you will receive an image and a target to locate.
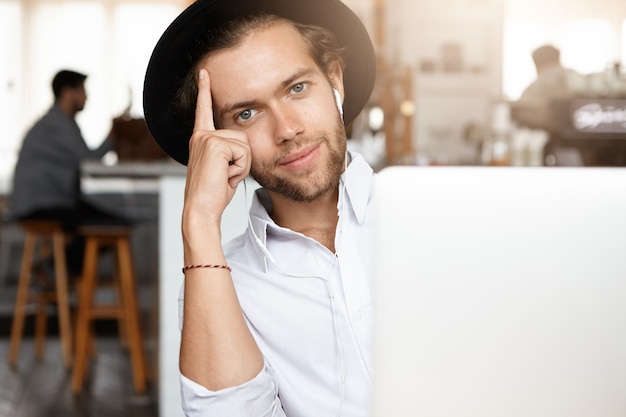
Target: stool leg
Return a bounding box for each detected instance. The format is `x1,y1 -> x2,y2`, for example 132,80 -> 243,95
117,237 -> 147,393
112,266 -> 129,349
8,233 -> 37,367
35,294 -> 48,359
52,231 -> 72,368
72,237 -> 98,392
72,280 -> 96,360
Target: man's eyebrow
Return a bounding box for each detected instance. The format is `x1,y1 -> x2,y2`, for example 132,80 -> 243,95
219,99 -> 258,120
218,67 -> 317,119
280,67 -> 316,90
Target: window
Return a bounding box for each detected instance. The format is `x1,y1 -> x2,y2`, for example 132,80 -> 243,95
503,0 -> 625,100
0,1 -> 22,192
0,0 -> 185,193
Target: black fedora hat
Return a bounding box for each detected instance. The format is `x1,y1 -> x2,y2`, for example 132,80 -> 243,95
143,0 -> 376,165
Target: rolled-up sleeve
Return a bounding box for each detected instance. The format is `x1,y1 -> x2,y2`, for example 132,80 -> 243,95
180,361 -> 286,417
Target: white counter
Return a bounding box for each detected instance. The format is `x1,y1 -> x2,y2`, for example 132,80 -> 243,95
81,160 -> 187,194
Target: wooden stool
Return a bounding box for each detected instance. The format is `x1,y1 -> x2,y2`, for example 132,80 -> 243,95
71,225 -> 147,394
8,220 -> 73,368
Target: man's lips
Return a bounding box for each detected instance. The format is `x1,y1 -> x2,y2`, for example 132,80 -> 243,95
279,143 -> 320,166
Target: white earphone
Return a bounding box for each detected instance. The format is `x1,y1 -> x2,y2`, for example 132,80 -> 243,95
333,88 -> 343,118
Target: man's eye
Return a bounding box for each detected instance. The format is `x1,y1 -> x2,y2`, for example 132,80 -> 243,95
237,109 -> 256,121
291,82 -> 306,94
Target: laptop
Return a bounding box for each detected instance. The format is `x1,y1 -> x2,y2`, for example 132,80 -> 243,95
372,166 -> 626,416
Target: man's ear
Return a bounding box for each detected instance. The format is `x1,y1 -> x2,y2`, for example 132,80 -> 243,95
327,60 -> 344,105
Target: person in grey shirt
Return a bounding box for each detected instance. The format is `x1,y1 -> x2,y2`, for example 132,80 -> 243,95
10,69 -> 129,275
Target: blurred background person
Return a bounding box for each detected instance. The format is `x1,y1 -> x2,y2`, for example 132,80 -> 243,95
511,45 -> 587,165
9,69 -> 129,278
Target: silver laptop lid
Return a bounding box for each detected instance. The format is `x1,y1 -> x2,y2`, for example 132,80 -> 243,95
373,166 -> 626,417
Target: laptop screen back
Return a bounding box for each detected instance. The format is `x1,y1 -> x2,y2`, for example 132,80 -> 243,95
372,166 -> 626,417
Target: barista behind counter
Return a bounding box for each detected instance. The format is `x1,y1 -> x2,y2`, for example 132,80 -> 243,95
511,45 -> 626,166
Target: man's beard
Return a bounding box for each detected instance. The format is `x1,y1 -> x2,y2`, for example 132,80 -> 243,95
250,122 -> 347,203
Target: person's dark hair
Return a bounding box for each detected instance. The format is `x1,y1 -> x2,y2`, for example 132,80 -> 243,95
174,13 -> 345,130
532,45 -> 560,71
52,70 -> 87,100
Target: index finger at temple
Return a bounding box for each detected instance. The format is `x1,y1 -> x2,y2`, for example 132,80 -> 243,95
194,69 -> 216,132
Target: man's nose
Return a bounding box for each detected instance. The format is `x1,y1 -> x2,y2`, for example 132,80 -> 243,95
272,102 -> 304,143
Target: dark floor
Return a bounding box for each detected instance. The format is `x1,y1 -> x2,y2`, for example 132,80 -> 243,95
0,199 -> 162,417
0,281 -> 159,417
0,334 -> 158,417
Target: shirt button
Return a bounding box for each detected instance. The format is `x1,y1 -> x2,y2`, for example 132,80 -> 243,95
354,309 -> 366,321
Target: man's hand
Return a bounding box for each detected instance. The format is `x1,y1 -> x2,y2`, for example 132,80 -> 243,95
183,68 -> 252,226
179,70 -> 263,391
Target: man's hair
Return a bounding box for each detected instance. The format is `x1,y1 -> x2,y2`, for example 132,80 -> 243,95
532,45 -> 561,71
52,70 -> 87,100
174,13 -> 345,130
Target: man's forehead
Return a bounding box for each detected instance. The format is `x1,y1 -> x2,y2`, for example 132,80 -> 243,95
203,23 -> 320,96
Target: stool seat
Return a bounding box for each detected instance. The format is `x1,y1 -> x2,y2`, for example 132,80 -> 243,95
18,219 -> 67,234
8,220 -> 73,368
77,224 -> 133,236
71,224 -> 147,394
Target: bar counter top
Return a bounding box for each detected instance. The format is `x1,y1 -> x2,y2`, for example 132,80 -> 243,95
81,159 -> 187,178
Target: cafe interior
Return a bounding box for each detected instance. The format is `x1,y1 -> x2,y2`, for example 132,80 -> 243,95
0,0 -> 625,416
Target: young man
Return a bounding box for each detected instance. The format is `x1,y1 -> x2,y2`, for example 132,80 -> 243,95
143,1 -> 376,415
11,70 -> 128,276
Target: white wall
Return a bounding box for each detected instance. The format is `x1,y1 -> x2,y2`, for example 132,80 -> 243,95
385,0 -> 505,164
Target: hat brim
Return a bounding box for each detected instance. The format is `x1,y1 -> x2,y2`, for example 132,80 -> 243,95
143,0 -> 376,165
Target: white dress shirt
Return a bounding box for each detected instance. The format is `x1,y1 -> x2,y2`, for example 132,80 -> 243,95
180,152 -> 376,417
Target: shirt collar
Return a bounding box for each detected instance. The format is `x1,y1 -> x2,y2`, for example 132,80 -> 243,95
340,151 -> 374,225
246,151 -> 374,269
